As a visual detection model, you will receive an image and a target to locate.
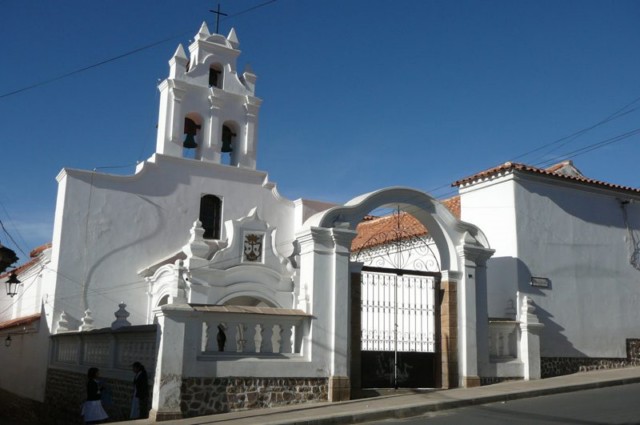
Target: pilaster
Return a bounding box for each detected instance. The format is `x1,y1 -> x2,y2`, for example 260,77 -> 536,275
240,97 -> 262,169
438,275 -> 458,389
455,243 -> 494,388
149,305 -> 190,422
204,94 -> 225,162
296,225 -> 356,401
519,295 -> 544,380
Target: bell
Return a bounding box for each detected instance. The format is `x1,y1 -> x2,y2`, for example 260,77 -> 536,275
183,134 -> 198,149
221,126 -> 235,153
221,139 -> 233,153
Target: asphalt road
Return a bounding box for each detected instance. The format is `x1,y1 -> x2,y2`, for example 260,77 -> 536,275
366,382 -> 640,424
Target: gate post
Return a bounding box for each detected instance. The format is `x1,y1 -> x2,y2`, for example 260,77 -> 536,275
349,265 -> 363,393
297,225 -> 357,402
439,271 -> 459,389
149,305 -> 189,422
456,244 -> 494,388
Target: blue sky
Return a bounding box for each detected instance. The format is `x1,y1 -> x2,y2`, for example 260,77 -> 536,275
1,0 -> 639,260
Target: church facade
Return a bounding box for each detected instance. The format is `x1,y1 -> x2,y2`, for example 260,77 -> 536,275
1,22 -> 639,423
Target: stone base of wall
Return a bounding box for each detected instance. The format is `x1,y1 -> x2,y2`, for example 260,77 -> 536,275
542,338 -> 640,378
480,376 -> 523,386
180,377 -> 328,418
44,368 -> 152,424
541,357 -> 639,378
0,387 -> 45,425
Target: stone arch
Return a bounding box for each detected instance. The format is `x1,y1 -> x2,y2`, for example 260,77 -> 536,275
310,187 -> 487,271
217,291 -> 280,308
300,187 -> 494,392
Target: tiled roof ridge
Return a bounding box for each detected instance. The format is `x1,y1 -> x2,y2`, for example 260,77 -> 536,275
351,196 -> 460,252
452,161 -> 640,194
0,242 -> 51,279
0,312 -> 41,331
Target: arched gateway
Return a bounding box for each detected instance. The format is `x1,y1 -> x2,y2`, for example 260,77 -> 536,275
298,187 -> 494,391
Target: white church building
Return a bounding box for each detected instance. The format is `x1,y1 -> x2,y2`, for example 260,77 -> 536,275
1,23 -> 639,423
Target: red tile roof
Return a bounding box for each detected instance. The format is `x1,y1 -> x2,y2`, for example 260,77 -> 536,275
452,161 -> 640,194
0,243 -> 51,279
30,243 -> 51,258
351,196 -> 460,252
0,313 -> 41,332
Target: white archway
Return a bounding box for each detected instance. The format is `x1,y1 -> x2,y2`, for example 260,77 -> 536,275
299,187 -> 494,391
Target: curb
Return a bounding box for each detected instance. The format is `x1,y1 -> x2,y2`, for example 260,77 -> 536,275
267,375 -> 640,425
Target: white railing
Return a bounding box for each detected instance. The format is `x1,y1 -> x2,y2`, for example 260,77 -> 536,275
50,325 -> 157,372
199,315 -> 302,355
191,306 -> 309,357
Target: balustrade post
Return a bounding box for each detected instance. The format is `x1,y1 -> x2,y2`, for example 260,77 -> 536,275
254,324 -> 263,353
271,324 -> 282,353
519,296 -> 544,380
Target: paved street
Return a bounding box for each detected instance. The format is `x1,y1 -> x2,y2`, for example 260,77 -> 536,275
366,382 -> 640,425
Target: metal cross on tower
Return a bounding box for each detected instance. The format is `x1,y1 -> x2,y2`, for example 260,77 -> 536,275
209,3 -> 228,34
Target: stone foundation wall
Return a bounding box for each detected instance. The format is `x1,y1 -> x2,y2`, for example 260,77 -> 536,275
480,376 -> 523,386
180,377 -> 328,418
541,339 -> 640,378
0,387 -> 45,425
44,368 -> 152,424
541,357 -> 639,378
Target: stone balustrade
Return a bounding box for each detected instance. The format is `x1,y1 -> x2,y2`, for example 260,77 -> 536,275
192,305 -> 309,358
50,324 -> 157,373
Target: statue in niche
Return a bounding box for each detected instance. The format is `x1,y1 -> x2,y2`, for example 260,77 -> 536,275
243,233 -> 263,262
216,324 -> 226,352
221,125 -> 235,153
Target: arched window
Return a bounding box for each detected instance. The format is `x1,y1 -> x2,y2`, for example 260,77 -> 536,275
221,124 -> 236,153
157,295 -> 170,307
209,64 -> 223,88
199,195 -> 222,239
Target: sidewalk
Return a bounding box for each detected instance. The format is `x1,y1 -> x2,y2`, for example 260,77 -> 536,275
118,367 -> 640,425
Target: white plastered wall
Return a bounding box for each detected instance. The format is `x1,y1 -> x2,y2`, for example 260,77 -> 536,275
47,154 -> 296,334
460,172 -> 640,358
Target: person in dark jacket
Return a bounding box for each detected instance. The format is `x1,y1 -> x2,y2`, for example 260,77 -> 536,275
130,362 -> 149,419
82,367 -> 108,424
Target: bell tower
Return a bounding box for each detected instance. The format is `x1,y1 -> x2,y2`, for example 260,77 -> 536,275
156,23 -> 262,169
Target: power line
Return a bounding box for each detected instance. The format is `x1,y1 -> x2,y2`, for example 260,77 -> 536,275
0,220 -> 29,259
509,96 -> 640,164
535,127 -> 640,168
0,32 -> 188,100
0,0 -> 279,100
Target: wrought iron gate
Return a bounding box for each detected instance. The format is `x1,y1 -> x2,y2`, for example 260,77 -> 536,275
360,267 -> 438,388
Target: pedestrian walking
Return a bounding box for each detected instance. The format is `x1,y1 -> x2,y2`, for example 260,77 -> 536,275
130,361 -> 149,419
81,367 -> 108,424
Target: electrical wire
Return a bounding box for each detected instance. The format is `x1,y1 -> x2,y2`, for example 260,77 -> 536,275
509,96 -> 640,164
0,0 -> 279,100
